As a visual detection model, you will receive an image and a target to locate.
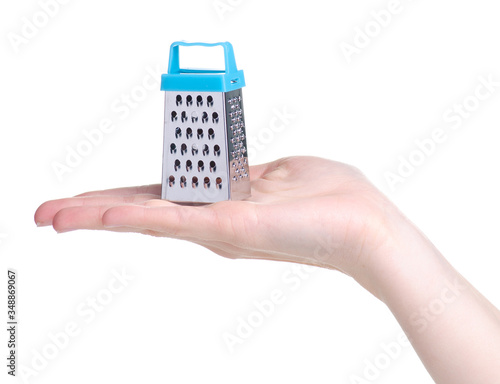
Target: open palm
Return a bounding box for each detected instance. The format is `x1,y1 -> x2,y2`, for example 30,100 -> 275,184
35,156 -> 394,276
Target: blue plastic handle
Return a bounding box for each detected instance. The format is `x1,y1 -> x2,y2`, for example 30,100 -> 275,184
168,41 -> 239,75
162,41 -> 245,92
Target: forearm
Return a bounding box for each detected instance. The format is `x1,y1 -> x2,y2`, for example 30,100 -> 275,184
364,217 -> 500,383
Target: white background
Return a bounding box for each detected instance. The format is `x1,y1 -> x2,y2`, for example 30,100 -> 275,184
1,0 -> 500,383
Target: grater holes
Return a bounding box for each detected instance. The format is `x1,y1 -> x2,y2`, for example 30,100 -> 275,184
213,144 -> 220,156
166,90 -> 248,198
174,159 -> 181,171
180,143 -> 187,155
170,143 -> 176,154
181,143 -> 187,155
168,175 -> 175,187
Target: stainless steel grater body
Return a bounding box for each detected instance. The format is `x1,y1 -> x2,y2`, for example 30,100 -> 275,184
161,88 -> 250,203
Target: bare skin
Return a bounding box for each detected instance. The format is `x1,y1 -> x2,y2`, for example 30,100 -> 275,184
35,156 -> 500,383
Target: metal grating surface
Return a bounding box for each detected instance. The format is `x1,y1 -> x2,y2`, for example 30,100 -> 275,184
161,90 -> 250,203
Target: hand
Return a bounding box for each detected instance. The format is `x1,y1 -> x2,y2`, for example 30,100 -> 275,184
35,156 -> 402,293
35,156 -> 500,383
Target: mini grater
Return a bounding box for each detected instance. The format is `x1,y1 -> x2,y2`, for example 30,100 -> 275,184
160,41 -> 250,203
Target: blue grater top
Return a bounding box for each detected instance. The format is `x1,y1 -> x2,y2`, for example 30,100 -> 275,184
161,41 -> 245,93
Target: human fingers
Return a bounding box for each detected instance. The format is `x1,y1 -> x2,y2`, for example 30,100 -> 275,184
101,201 -> 255,242
35,194 -> 158,227
51,204 -> 178,233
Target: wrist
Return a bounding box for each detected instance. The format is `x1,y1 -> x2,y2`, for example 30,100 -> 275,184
351,208 -> 451,304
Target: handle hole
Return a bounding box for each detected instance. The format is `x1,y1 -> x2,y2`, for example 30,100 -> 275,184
179,45 -> 225,71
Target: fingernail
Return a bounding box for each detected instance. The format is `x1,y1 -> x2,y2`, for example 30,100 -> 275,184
55,228 -> 73,234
